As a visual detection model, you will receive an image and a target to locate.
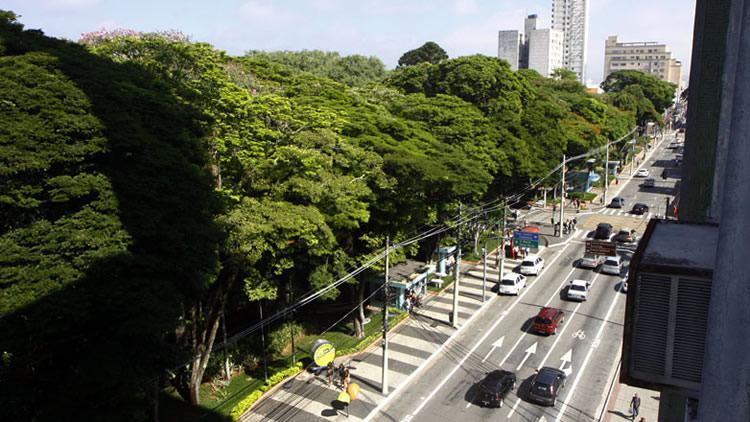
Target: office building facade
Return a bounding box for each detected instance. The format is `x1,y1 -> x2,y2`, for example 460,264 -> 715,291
603,35 -> 683,85
551,0 -> 589,83
498,30 -> 521,71
527,28 -> 565,77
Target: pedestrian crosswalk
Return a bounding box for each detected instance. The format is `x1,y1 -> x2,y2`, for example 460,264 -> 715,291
598,208 -> 659,219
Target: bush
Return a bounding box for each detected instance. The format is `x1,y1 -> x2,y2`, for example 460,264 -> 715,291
229,362 -> 303,420
267,321 -> 305,358
568,192 -> 597,202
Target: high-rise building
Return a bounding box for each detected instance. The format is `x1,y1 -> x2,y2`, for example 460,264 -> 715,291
497,30 -> 521,71
603,35 -> 683,85
551,0 -> 589,83
527,28 -> 564,77
498,14 -> 562,77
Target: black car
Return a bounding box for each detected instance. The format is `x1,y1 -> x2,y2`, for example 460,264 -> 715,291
477,370 -> 516,408
594,222 -> 613,240
527,367 -> 566,406
631,203 -> 649,215
608,197 -> 625,208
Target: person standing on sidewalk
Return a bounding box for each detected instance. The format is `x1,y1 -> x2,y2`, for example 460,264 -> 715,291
630,393 -> 641,420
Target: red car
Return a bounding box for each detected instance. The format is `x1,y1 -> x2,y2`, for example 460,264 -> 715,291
533,307 -> 565,335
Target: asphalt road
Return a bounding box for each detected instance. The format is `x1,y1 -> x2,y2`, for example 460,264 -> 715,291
370,133 -> 681,422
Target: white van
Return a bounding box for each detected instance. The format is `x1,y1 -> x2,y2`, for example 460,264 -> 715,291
520,254 -> 544,276
601,256 -> 622,275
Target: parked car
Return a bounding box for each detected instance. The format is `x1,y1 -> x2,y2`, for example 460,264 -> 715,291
578,253 -> 603,269
613,229 -> 636,243
594,222 -> 613,240
601,255 -> 623,275
631,203 -> 649,215
519,254 -> 544,276
643,177 -> 656,187
635,168 -> 650,177
668,141 -> 681,149
476,369 -> 517,408
608,197 -> 625,208
533,307 -> 565,335
566,279 -> 591,301
528,367 -> 567,406
498,272 -> 527,296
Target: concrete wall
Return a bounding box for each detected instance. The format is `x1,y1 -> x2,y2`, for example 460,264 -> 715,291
498,30 -> 521,71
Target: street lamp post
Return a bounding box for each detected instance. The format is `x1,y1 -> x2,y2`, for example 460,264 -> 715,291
629,139 -> 637,176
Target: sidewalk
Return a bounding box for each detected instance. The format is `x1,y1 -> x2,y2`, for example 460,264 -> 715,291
240,251 -> 521,421
605,382 -> 660,422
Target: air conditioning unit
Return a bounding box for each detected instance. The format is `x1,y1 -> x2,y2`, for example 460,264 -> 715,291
621,219 -> 718,392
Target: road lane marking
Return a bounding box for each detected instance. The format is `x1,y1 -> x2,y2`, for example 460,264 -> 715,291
515,342 -> 537,370
553,280 -> 624,422
498,263 -> 582,368
507,398 -> 522,418
400,247 -> 571,419
535,272 -> 603,370
572,329 -> 586,340
559,349 -> 573,376
481,336 -> 505,362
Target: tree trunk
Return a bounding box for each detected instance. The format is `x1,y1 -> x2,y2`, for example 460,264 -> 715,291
188,301 -> 222,405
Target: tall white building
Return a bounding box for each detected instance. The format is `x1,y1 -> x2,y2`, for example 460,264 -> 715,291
603,35 -> 683,86
497,30 -> 521,71
551,0 -> 589,83
497,14 -> 562,77
527,28 -> 564,77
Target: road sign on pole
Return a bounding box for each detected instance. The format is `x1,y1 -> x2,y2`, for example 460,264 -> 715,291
585,240 -> 617,256
513,231 -> 540,249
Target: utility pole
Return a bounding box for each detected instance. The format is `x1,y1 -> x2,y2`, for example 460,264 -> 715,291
452,204 -> 461,328
259,302 -> 268,382
288,280 -> 296,365
559,155 -> 566,236
497,198 -> 506,277
381,235 -> 390,395
603,141 -> 609,205
481,246 -> 487,302
630,139 -> 636,176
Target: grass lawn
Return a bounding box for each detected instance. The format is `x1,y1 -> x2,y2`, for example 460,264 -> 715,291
427,275 -> 454,293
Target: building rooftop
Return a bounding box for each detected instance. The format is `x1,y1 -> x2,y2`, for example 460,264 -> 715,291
640,221 -> 718,270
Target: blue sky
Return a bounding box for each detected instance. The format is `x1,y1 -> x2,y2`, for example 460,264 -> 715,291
4,0 -> 695,85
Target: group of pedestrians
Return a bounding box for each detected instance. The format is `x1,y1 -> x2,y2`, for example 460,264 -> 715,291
326,361 -> 351,391
404,288 -> 421,314
563,217 -> 577,234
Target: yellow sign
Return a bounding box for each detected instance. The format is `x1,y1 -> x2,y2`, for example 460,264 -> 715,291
311,339 -> 336,367
347,383 -> 360,401
337,391 -> 350,404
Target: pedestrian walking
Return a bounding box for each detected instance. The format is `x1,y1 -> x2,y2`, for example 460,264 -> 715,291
342,366 -> 351,391
404,295 -> 412,314
630,393 -> 641,420
572,217 -> 578,230
327,361 -> 335,386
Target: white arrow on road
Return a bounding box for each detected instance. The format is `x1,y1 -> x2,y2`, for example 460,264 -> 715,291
559,349 -> 573,376
481,336 -> 505,362
516,342 -> 537,370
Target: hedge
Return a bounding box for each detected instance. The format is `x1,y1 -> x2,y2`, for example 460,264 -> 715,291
229,362 -> 304,421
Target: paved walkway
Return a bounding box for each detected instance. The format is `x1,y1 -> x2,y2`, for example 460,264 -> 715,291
240,252 -> 521,421
605,381 -> 660,422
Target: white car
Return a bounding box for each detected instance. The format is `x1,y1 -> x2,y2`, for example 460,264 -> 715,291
519,254 -> 544,276
635,168 -> 650,177
567,279 -> 591,301
643,177 -> 656,187
601,256 -> 623,275
579,253 -> 603,269
498,272 -> 527,295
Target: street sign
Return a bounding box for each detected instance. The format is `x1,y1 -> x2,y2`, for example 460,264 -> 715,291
585,240 -> 617,256
514,231 -> 540,249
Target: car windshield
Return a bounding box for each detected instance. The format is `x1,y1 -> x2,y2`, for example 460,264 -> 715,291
522,261 -> 535,267
605,259 -> 618,266
570,284 -> 586,291
583,254 -> 596,260
535,317 -> 551,324
500,279 -> 516,286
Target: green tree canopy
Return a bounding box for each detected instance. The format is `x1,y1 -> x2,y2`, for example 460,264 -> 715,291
601,69 -> 676,113
397,41 -> 448,67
